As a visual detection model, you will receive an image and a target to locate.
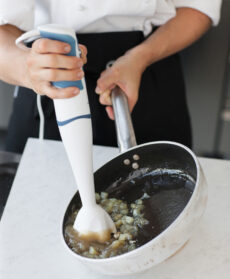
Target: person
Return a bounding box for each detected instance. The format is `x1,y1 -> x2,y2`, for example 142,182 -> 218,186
0,0 -> 222,153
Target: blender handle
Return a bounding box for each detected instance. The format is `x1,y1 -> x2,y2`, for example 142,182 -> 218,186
111,87 -> 137,153
16,25 -> 84,91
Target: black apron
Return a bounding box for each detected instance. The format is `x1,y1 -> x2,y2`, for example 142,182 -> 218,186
6,31 -> 192,153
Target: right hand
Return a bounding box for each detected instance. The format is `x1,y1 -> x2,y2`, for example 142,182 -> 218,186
25,38 -> 87,99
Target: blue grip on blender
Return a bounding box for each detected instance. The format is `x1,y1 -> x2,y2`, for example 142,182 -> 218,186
40,30 -> 83,90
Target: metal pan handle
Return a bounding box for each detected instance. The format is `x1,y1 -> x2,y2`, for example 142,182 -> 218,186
111,87 -> 137,152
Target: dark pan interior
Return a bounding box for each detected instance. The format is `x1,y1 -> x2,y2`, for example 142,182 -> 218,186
63,143 -> 197,247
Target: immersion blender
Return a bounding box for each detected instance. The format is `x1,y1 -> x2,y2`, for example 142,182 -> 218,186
16,24 -> 116,242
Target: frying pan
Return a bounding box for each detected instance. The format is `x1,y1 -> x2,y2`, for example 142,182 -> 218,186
62,87 -> 208,275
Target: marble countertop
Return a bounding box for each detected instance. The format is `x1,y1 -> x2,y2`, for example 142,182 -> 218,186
0,138 -> 230,279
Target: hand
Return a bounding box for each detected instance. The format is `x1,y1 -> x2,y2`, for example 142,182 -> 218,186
25,38 -> 87,99
95,50 -> 145,120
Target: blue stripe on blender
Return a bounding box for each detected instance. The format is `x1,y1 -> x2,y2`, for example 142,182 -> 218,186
57,114 -> 91,126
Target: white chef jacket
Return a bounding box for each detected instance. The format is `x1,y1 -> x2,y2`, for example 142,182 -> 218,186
0,0 -> 222,36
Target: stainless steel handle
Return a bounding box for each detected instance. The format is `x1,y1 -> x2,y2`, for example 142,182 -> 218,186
111,87 -> 137,152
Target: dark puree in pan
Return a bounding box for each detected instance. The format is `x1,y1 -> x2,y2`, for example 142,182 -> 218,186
64,168 -> 195,259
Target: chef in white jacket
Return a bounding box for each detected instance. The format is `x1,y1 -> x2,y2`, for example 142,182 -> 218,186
0,0 -> 222,153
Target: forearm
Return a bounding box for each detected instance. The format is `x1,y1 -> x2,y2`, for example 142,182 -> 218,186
0,24 -> 30,87
129,8 -> 212,71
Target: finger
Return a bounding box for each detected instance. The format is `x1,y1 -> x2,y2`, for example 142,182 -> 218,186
38,68 -> 84,82
41,83 -> 80,99
95,88 -> 110,95
32,38 -> 71,54
96,68 -> 118,93
99,92 -> 112,106
36,54 -> 84,69
96,82 -> 116,95
99,69 -> 107,78
105,106 -> 114,120
79,44 -> 88,56
79,44 -> 87,64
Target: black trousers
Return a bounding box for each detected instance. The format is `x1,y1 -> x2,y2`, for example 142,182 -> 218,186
6,31 -> 192,153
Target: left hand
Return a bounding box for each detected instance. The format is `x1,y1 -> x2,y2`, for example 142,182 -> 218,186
95,50 -> 145,120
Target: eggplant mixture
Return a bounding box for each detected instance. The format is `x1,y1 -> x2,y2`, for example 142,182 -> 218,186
64,191 -> 150,259
64,169 -> 194,259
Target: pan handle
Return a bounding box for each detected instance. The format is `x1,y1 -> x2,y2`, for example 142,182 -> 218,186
111,87 -> 137,152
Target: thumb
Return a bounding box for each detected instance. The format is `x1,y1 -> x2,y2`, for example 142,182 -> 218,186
105,106 -> 115,120
95,69 -> 118,94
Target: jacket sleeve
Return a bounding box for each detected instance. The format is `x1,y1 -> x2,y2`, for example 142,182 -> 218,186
0,0 -> 34,31
172,0 -> 222,25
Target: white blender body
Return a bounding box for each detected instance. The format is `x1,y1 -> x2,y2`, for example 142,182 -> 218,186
16,24 -> 116,242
